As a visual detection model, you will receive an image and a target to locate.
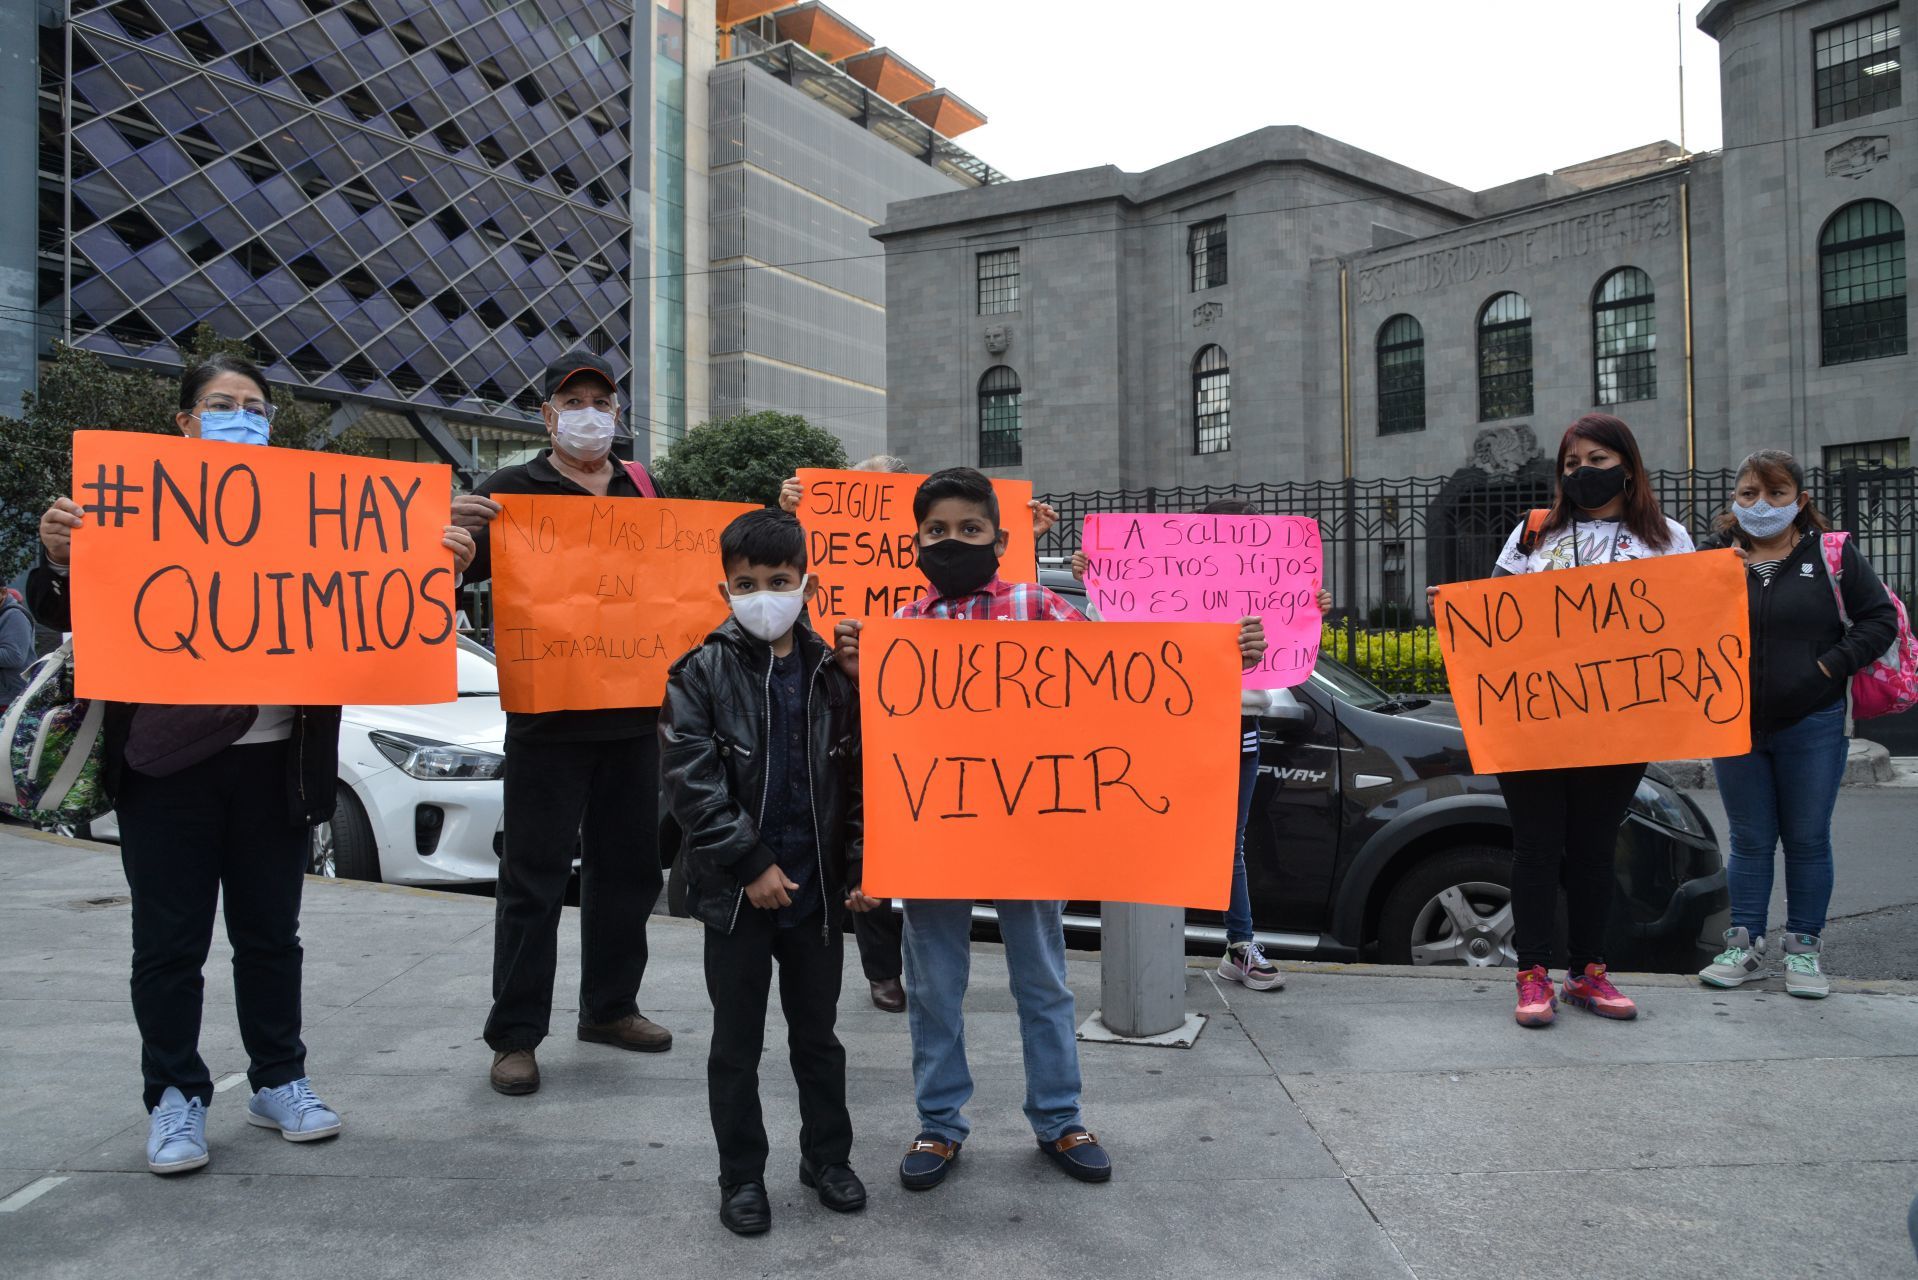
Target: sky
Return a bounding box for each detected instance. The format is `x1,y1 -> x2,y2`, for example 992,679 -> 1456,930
845,0 -> 1726,191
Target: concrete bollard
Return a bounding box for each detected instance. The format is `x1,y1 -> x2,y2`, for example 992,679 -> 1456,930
1098,902 -> 1186,1038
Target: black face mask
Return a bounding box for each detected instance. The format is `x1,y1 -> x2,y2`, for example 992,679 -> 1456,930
1562,464 -> 1629,512
916,537 -> 1000,599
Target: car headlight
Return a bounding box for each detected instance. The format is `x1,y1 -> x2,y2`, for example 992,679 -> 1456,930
1628,777 -> 1707,838
369,730 -> 504,781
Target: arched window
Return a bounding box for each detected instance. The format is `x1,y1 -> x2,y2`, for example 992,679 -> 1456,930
1477,292 -> 1533,421
1193,345 -> 1230,454
1820,199 -> 1907,365
1593,267 -> 1656,404
978,365 -> 1022,467
1376,315 -> 1425,435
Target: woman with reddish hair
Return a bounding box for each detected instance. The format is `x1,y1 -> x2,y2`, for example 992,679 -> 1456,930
1485,414 -> 1694,1026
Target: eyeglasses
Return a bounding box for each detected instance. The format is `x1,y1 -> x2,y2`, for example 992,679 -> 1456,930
197,394 -> 279,422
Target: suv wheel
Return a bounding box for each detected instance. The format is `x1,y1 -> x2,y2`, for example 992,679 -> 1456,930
1378,847 -> 1516,967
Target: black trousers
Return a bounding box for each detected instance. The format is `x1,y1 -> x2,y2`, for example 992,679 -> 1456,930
1497,762 -> 1646,972
115,741 -> 309,1110
852,901 -> 902,982
485,734 -> 662,1051
704,907 -> 851,1188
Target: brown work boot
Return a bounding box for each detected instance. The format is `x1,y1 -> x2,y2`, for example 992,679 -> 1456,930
577,1012 -> 673,1053
490,1048 -> 539,1096
869,977 -> 906,1013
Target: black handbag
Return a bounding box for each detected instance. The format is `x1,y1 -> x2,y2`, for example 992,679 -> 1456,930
123,704 -> 259,777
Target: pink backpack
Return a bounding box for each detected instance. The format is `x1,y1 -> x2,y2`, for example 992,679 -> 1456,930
621,459 -> 660,498
1819,531 -> 1918,719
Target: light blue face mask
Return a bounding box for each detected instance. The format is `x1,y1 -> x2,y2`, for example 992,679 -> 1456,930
198,408 -> 271,446
1732,497 -> 1799,540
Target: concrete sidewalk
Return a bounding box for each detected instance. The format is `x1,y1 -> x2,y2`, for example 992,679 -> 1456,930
3,829 -> 1916,1280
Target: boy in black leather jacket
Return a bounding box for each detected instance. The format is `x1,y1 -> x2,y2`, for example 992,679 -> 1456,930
659,508 -> 874,1236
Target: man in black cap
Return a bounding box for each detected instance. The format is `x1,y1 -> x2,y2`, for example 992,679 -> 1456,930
452,351 -> 672,1096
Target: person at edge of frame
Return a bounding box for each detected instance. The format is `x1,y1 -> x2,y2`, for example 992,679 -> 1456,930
1695,449 -> 1897,1000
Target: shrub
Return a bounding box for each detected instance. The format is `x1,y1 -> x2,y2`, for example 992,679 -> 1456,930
1320,624 -> 1450,694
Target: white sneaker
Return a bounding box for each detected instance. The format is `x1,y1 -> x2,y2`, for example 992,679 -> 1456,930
1782,933 -> 1830,999
1219,941 -> 1284,991
1698,928 -> 1768,988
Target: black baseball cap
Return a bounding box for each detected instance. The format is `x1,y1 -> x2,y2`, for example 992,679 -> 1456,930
542,351 -> 621,400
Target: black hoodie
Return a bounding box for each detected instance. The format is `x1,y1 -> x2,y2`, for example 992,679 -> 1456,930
1745,533 -> 1899,733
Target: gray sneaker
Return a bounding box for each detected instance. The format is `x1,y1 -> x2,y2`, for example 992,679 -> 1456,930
1782,933 -> 1830,999
1699,928 -> 1768,988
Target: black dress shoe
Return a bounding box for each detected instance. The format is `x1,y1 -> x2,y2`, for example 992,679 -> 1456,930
799,1158 -> 867,1213
719,1181 -> 771,1235
868,977 -> 906,1013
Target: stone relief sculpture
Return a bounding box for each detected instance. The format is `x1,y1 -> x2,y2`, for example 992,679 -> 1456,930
1826,136 -> 1890,179
1471,423 -> 1541,477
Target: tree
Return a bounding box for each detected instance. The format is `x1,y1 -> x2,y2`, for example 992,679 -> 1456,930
0,326 -> 373,581
651,410 -> 848,505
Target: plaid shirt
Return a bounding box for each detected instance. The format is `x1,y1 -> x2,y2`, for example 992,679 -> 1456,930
894,576 -> 1085,623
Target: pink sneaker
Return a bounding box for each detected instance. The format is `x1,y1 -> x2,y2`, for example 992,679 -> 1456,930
1563,964 -> 1637,1020
1514,965 -> 1556,1027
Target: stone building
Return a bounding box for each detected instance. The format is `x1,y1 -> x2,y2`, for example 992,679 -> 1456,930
707,7 -> 998,457
872,0 -> 1913,503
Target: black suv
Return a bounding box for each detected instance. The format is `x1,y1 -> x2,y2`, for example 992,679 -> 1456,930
1024,569 -> 1729,972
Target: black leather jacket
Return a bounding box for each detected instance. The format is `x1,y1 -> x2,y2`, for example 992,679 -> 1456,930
658,615 -> 862,938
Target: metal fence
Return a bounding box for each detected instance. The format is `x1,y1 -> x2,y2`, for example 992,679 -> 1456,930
1038,465 -> 1918,696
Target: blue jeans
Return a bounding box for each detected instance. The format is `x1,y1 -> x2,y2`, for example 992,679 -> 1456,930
901,898 -> 1083,1145
1225,719 -> 1260,943
1711,699 -> 1848,938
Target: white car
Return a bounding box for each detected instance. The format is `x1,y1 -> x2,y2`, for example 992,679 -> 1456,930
89,637 -> 508,886
318,636 -> 506,885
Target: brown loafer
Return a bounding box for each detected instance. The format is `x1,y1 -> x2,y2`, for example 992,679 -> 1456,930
490,1048 -> 539,1096
868,978 -> 906,1013
577,1012 -> 673,1053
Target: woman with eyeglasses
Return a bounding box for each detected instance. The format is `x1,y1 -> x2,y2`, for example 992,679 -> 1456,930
28,353 -> 476,1176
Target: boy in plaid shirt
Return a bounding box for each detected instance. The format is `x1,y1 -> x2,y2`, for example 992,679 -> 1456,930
834,468 -> 1265,1191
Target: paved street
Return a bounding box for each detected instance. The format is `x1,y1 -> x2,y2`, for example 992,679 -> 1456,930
1688,787 -> 1918,981
4,828 -> 1917,1279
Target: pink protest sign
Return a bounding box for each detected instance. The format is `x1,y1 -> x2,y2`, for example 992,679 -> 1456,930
1081,513 -> 1323,689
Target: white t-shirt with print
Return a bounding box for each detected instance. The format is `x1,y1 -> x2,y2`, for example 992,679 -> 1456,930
1493,516 -> 1695,576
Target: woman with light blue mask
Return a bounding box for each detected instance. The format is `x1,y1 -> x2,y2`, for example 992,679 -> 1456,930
30,352 -> 476,1177
1698,450 -> 1898,999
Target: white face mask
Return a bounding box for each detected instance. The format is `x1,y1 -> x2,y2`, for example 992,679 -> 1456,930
553,406 -> 616,460
728,586 -> 807,643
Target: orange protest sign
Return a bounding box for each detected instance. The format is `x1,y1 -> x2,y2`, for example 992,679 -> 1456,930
489,493 -> 758,712
859,618 -> 1241,907
68,431 -> 456,705
1433,550 -> 1752,773
794,469 -> 1037,632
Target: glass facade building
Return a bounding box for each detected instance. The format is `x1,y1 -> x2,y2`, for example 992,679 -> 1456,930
652,0 -> 687,441
27,0 -> 649,452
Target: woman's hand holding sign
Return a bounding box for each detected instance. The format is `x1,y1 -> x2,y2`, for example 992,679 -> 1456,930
442,524 -> 477,574
39,497 -> 84,566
